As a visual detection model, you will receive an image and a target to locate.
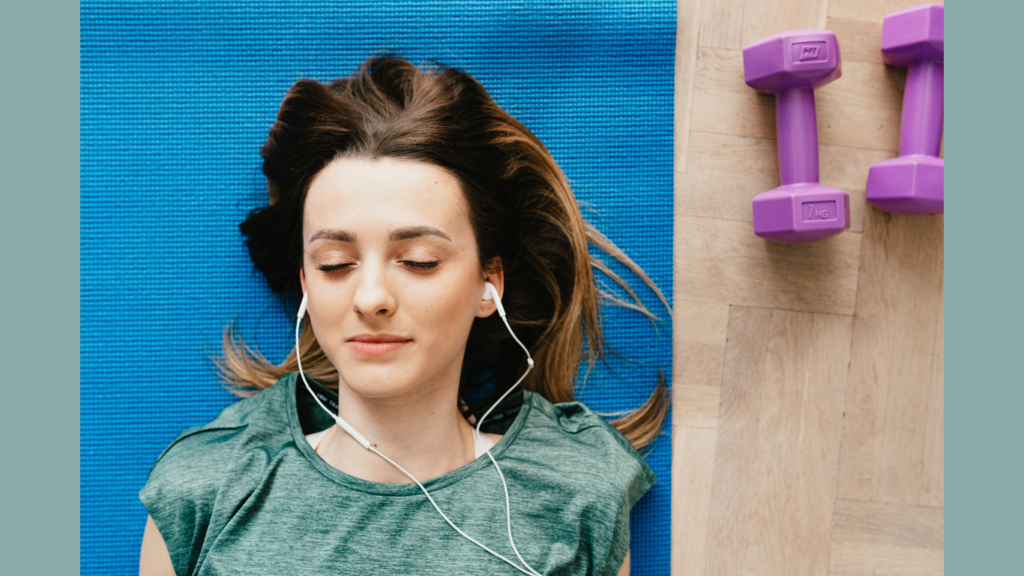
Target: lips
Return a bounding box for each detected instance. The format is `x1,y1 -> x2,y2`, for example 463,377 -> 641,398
349,334 -> 410,343
347,334 -> 411,356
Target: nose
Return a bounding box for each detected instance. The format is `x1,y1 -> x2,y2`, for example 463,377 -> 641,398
351,260 -> 396,319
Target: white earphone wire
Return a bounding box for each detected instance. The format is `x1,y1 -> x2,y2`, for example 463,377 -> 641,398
477,283 -> 542,576
294,288 -> 543,576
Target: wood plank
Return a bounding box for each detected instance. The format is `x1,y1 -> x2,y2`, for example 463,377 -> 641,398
829,0 -> 934,23
673,299 -> 729,393
698,0 -> 743,50
829,540 -> 944,575
818,143 -> 893,235
828,17 -> 886,65
690,47 -> 904,152
675,298 -> 731,344
704,306 -> 773,576
816,97 -> 902,153
690,46 -> 774,140
837,209 -> 944,504
676,385 -> 722,428
743,310 -> 852,576
672,425 -> 718,576
820,142 -> 894,194
707,305 -> 853,576
676,341 -> 730,389
673,3 -> 708,575
867,210 -> 943,507
678,131 -> 777,227
741,0 -> 829,48
921,276 -> 944,508
817,58 -> 905,113
675,0 -> 704,174
832,498 -> 944,549
676,215 -> 862,316
679,130 -> 891,233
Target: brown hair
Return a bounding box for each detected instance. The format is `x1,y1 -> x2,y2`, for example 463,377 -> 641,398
214,54 -> 671,450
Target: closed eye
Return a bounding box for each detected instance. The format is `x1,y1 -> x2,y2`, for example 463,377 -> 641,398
317,263 -> 352,272
402,261 -> 439,269
317,262 -> 438,272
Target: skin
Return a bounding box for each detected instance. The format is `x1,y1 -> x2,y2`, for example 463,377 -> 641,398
297,155 -> 504,483
140,156 -> 629,575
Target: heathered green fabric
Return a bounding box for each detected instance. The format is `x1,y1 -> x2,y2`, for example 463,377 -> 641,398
140,372 -> 656,576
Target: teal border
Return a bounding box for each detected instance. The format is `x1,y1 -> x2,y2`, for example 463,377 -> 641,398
0,0 -> 80,572
6,0 -> 1019,572
948,0 -> 1021,572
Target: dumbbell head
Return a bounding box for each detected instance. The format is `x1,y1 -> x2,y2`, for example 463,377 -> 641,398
743,29 -> 841,93
866,155 -> 943,214
880,3 -> 943,68
752,188 -> 851,244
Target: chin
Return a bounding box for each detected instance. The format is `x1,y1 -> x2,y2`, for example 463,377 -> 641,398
336,363 -> 422,399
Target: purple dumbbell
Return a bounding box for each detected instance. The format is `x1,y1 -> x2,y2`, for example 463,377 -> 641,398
743,30 -> 851,243
866,3 -> 944,215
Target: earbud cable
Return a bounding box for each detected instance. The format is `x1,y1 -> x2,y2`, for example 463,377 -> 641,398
475,309 -> 542,576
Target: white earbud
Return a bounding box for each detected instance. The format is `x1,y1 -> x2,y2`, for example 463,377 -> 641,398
482,281 -> 533,370
293,285 -> 542,576
482,281 -> 506,318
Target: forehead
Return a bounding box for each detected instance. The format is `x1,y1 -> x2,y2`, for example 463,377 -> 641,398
303,156 -> 470,238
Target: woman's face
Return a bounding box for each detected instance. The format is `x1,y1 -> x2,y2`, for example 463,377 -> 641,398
299,156 -> 502,400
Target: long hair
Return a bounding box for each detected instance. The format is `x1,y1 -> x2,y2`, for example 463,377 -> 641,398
213,54 -> 671,450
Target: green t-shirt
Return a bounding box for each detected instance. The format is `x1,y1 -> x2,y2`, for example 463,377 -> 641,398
140,372 -> 656,576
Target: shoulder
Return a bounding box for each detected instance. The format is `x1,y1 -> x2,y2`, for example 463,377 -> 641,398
519,389 -> 657,505
138,379 -> 291,576
143,380 -> 287,486
516,391 -> 657,576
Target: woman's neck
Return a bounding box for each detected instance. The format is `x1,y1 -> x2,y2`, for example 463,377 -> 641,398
316,374 -> 478,484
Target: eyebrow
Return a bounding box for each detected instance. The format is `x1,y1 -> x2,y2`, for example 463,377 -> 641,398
309,226 -> 452,244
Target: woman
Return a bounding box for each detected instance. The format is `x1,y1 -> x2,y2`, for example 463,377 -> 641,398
139,54 -> 670,576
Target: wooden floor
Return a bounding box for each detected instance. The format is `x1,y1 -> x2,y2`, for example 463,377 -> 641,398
671,1 -> 944,574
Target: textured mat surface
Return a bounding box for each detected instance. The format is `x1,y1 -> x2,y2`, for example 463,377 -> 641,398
81,1 -> 675,573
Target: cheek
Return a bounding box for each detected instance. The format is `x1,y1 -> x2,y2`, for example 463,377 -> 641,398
306,280 -> 349,334
403,278 -> 478,341
407,282 -> 473,325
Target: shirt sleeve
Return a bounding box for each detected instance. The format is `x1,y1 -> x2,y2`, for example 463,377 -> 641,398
139,427 -> 238,576
577,421 -> 658,576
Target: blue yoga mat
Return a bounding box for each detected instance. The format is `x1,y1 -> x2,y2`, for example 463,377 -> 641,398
81,2 -> 675,574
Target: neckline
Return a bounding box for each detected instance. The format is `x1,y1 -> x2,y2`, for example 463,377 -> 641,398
306,427 -> 494,457
286,373 -> 533,496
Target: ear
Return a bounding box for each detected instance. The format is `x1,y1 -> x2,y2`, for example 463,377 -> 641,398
300,266 -> 307,294
476,258 -> 504,319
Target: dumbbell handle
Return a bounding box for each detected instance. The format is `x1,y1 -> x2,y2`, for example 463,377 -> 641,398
776,87 -> 819,186
899,60 -> 943,157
